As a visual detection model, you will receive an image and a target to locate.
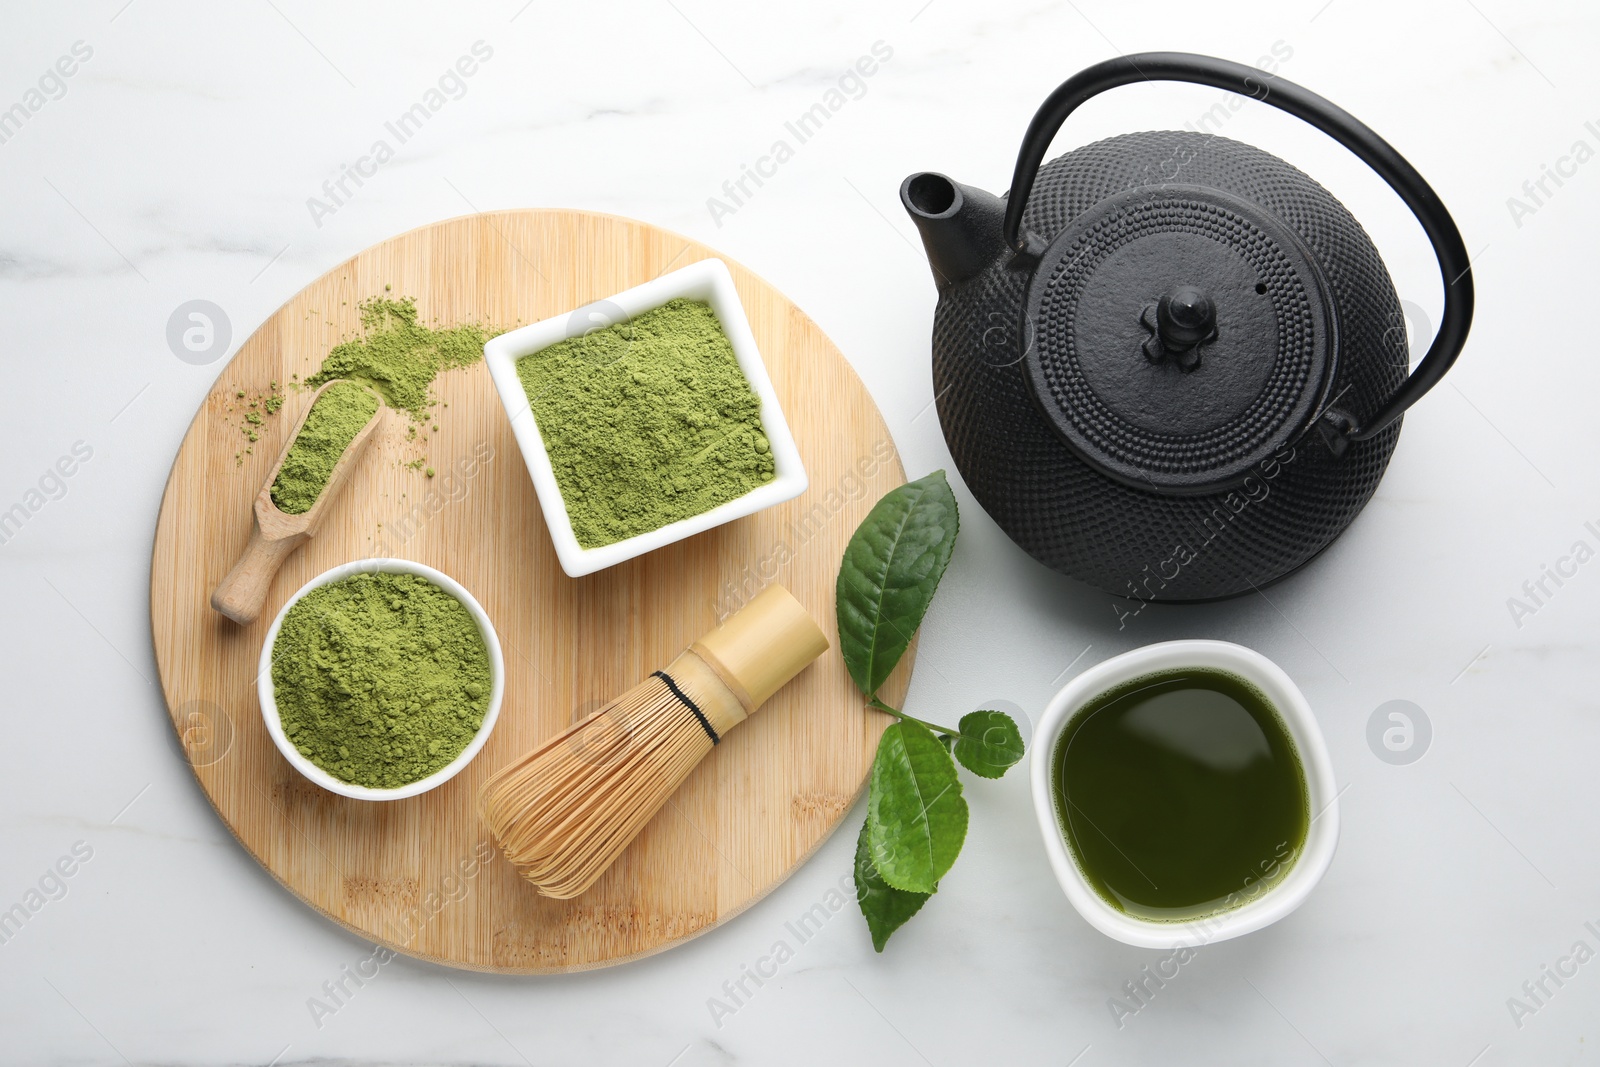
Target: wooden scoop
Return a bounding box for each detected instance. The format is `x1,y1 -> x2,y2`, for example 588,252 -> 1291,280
210,380 -> 387,625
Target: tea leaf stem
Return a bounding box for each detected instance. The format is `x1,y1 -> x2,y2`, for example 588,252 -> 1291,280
866,697 -> 961,738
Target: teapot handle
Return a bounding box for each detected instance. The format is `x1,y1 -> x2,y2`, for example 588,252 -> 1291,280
1003,52 -> 1473,444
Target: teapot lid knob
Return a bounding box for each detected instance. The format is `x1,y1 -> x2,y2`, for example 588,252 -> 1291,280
1156,286 -> 1216,348
1141,285 -> 1219,373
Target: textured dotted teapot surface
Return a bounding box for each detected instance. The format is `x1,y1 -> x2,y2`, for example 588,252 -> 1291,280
932,131 -> 1406,602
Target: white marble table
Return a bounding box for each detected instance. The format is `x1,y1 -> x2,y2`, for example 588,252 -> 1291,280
3,0 -> 1597,1063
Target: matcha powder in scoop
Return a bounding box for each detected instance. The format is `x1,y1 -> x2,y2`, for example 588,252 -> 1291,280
269,380 -> 380,515
271,571 -> 492,789
516,298 -> 776,548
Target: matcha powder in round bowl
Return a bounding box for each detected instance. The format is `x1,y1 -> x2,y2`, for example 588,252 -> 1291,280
270,571 -> 493,789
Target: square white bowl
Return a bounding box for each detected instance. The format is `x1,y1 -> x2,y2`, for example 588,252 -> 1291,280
485,258 -> 808,578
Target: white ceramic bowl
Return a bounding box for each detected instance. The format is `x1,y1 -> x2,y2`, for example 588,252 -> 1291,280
1030,640 -> 1339,948
258,558 -> 505,801
484,257 -> 808,578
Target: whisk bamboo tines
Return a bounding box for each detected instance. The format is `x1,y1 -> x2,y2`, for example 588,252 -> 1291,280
480,584 -> 829,899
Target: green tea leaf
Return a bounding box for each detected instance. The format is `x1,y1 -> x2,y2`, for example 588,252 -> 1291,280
836,471 -> 959,698
867,719 -> 968,894
950,710 -> 1026,779
853,819 -> 931,952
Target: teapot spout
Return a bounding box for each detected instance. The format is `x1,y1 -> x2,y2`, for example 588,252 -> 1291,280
900,172 -> 1009,289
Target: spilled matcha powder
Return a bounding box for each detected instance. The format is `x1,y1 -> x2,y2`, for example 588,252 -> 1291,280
269,381 -> 379,515
271,572 -> 492,789
225,379 -> 286,466
516,298 -> 775,548
307,296 -> 499,421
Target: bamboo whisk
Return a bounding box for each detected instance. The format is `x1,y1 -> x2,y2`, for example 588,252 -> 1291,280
480,584 -> 829,899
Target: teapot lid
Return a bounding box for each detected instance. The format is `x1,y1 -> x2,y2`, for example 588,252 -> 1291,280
1022,184 -> 1336,495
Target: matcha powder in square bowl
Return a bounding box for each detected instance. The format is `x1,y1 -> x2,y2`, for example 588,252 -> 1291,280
515,298 -> 776,548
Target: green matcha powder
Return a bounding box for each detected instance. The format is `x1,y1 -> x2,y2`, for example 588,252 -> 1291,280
516,298 -> 775,548
271,572 -> 491,788
269,380 -> 380,515
308,296 -> 497,420
265,294 -> 503,506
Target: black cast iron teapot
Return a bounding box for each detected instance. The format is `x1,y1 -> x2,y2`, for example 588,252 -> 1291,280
902,53 -> 1473,602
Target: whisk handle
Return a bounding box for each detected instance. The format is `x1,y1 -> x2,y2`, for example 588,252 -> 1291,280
695,585 -> 829,711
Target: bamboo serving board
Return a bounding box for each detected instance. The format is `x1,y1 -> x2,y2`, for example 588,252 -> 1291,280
150,210 -> 911,973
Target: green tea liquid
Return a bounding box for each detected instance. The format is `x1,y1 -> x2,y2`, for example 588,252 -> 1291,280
1051,668 -> 1308,921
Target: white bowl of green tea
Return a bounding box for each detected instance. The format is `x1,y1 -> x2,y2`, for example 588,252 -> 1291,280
1031,640 -> 1338,948
258,559 -> 504,801
484,258 -> 808,577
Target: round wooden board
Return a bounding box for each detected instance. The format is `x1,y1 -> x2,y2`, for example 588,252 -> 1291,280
150,210 -> 910,973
